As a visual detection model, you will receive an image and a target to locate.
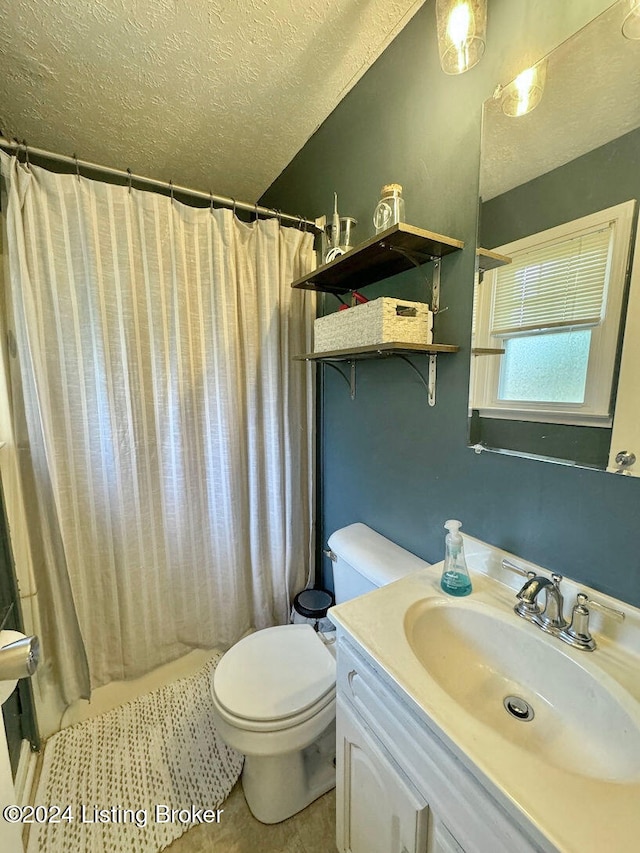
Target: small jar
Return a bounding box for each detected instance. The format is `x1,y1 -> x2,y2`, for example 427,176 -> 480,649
373,184 -> 405,234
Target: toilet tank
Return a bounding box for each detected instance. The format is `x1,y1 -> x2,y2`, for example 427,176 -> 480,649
327,523 -> 430,604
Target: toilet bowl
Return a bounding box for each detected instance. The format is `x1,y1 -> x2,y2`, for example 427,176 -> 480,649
211,623 -> 337,823
210,522 -> 430,824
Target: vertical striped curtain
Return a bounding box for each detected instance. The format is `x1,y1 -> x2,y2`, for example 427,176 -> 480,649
1,152 -> 315,700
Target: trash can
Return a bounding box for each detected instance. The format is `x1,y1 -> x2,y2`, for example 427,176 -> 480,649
291,588 -> 335,632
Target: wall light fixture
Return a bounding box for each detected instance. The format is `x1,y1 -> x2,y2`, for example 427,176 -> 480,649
436,0 -> 487,75
494,60 -> 548,117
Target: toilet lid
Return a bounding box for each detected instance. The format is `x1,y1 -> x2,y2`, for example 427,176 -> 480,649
214,624 -> 336,722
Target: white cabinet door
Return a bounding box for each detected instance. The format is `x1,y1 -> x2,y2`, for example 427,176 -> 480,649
337,699 -> 429,853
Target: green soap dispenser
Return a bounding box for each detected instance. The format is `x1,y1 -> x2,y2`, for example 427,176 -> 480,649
440,519 -> 472,597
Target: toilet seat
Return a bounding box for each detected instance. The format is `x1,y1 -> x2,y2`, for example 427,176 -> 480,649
212,624 -> 336,732
212,686 -> 336,733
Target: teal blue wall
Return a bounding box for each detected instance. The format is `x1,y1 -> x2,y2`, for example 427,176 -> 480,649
261,0 -> 640,605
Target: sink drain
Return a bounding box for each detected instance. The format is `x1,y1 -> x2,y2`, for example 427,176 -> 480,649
503,695 -> 534,721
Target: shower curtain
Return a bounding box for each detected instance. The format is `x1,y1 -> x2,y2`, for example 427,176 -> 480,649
0,152 -> 315,701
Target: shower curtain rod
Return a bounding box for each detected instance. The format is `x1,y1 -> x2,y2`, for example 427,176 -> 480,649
0,136 -> 321,233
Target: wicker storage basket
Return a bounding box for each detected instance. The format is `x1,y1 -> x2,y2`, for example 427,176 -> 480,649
314,297 -> 433,353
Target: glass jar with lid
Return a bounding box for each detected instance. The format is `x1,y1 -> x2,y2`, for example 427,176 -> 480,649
373,184 -> 405,234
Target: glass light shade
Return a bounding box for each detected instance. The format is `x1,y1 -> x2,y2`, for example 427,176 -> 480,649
498,60 -> 548,117
436,0 -> 487,75
622,1 -> 640,39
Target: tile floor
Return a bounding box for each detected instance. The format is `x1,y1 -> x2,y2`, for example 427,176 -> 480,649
165,784 -> 337,853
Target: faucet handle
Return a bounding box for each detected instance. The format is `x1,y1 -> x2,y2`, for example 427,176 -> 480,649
579,593 -> 625,622
502,559 -> 560,585
559,594 -> 594,650
502,559 -> 536,579
559,593 -> 625,651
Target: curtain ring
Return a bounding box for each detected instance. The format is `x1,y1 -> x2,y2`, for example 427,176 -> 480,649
232,198 -> 237,218
73,153 -> 80,182
209,191 -> 214,213
254,202 -> 259,223
22,139 -> 30,170
127,168 -> 132,195
298,215 -> 303,231
276,209 -> 282,227
169,179 -> 174,204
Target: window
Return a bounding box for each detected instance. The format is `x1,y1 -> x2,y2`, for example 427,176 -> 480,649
471,200 -> 636,425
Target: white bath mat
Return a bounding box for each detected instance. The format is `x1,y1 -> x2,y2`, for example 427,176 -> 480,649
26,654 -> 243,853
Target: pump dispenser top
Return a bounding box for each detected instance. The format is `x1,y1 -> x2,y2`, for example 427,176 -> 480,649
440,519 -> 472,597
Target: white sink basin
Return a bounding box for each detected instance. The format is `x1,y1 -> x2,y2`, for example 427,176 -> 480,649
404,597 -> 640,783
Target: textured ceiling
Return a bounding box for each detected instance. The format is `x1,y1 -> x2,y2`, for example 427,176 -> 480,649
0,0 -> 427,203
481,0 -> 640,201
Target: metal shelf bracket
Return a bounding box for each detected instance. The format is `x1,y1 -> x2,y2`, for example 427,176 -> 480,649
323,361 -> 356,399
385,245 -> 441,313
391,353 -> 438,406
322,354 -> 438,404
385,244 -> 437,267
432,259 -> 441,313
428,353 -> 437,406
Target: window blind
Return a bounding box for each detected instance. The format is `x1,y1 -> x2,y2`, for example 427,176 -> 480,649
490,224 -> 613,336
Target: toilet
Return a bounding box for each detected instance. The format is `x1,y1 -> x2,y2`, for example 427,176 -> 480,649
210,522 -> 429,823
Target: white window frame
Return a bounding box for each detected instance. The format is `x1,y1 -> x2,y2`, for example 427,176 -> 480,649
471,200 -> 636,426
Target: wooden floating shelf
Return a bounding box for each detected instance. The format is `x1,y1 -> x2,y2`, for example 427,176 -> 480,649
294,342 -> 460,361
292,223 -> 464,294
476,247 -> 512,272
472,347 -> 506,355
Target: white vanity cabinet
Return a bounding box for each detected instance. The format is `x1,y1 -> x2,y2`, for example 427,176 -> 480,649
337,699 -> 429,853
335,633 -> 547,853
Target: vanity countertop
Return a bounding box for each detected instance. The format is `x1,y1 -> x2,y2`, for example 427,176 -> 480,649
328,535 -> 640,853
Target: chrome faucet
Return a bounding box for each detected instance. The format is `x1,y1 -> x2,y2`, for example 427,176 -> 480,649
515,574 -> 567,634
503,559 -> 626,650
